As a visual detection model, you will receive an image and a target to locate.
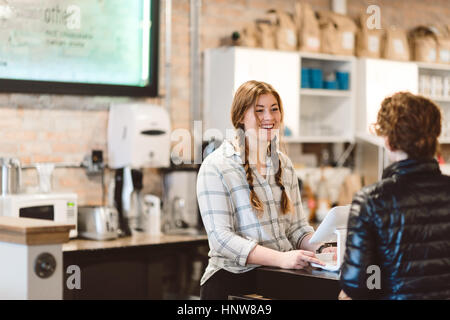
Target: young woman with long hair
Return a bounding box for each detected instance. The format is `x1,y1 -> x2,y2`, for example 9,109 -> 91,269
197,80 -> 333,300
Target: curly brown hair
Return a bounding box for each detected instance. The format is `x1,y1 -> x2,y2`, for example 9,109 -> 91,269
374,92 -> 442,160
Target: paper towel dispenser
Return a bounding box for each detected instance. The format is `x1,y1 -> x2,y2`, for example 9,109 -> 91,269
108,103 -> 171,169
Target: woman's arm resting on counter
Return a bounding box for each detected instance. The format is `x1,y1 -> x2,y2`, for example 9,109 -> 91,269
247,244 -> 325,269
298,232 -> 320,252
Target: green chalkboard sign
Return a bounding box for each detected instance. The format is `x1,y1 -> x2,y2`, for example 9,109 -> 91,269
0,0 -> 159,96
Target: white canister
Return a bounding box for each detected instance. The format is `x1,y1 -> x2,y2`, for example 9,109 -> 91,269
443,77 -> 450,98
143,194 -> 161,235
419,74 -> 431,96
431,76 -> 443,97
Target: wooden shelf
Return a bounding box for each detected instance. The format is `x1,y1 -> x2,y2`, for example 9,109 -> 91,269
300,51 -> 356,62
300,89 -> 351,97
416,61 -> 450,71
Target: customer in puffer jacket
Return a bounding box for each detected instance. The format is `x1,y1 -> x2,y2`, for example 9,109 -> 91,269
340,92 -> 450,300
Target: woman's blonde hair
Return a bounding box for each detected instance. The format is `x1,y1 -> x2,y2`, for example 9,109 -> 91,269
230,80 -> 292,215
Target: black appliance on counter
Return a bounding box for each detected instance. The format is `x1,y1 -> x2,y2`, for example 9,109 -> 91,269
113,167 -> 143,237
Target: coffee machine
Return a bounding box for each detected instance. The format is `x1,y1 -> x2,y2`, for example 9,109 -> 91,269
108,103 -> 171,236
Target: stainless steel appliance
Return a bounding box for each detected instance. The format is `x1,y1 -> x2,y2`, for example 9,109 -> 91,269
0,157 -> 21,195
163,170 -> 199,232
78,206 -> 119,240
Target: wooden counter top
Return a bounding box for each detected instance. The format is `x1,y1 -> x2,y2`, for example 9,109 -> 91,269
63,232 -> 208,252
0,216 -> 75,245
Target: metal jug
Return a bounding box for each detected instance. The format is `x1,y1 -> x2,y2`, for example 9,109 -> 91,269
0,157 -> 22,195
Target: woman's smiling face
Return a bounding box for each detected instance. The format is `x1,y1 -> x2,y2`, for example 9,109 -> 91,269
241,93 -> 282,142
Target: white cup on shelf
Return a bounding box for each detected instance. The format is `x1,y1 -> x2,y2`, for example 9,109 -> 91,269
443,77 -> 450,98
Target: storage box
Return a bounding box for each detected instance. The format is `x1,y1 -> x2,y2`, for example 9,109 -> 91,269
336,71 -> 350,90
301,68 -> 311,88
310,69 -> 323,89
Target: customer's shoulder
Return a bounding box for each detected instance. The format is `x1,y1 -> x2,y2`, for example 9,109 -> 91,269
352,178 -> 392,203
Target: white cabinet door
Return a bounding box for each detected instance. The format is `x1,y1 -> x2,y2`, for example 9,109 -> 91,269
203,48 -> 236,140
203,47 -> 300,140
234,48 -> 300,137
357,58 -> 418,137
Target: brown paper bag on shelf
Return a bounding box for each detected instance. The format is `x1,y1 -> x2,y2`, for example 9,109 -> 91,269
317,11 -> 357,56
355,13 -> 383,58
382,27 -> 410,61
227,22 -> 259,48
437,25 -> 450,64
409,26 -> 438,63
319,13 -> 340,54
266,9 -> 297,51
438,38 -> 450,64
239,22 -> 260,48
277,11 -> 298,51
294,2 -> 321,52
256,21 -> 276,50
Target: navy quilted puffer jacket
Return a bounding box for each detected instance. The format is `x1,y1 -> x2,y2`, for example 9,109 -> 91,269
340,159 -> 450,299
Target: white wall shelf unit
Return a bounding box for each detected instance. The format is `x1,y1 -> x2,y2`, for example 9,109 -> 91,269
417,63 -> 450,142
203,47 -> 449,178
355,58 -> 450,183
300,89 -> 352,97
416,61 -> 450,72
355,58 -> 418,182
203,47 -> 356,144
356,58 -> 419,141
203,47 -> 300,141
298,52 -> 356,143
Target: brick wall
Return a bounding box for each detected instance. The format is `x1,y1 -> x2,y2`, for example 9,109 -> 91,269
0,0 -> 449,206
0,96 -> 163,204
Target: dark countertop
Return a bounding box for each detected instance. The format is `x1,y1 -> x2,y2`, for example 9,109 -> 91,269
257,266 -> 340,281
254,266 -> 341,299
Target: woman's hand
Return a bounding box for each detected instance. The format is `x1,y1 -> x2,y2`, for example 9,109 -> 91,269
279,250 -> 325,269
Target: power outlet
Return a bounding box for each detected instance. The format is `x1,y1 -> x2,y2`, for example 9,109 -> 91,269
83,150 -> 104,175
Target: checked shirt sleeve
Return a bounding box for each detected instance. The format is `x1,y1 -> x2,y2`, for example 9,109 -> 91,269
197,163 -> 257,267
